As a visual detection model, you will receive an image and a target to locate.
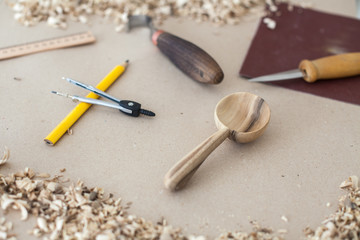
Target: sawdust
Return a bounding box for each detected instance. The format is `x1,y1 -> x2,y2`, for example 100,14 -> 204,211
1,147 -> 358,239
304,176 -> 360,240
0,147 -> 286,239
4,0 -> 311,31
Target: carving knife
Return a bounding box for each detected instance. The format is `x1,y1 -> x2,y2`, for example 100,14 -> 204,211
248,52 -> 360,83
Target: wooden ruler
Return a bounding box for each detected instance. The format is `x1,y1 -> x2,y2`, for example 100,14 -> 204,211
0,31 -> 96,61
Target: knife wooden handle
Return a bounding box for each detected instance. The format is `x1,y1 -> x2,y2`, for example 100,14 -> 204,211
152,30 -> 224,84
299,52 -> 360,83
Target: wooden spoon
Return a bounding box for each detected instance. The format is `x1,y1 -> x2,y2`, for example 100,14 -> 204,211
164,92 -> 271,191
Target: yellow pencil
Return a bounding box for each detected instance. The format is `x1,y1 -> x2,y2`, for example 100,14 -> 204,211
44,61 -> 129,146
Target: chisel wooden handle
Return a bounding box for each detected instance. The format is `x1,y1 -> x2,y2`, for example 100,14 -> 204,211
299,52 -> 360,83
152,30 -> 224,84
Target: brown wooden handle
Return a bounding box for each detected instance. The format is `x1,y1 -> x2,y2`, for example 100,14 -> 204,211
152,30 -> 224,84
299,52 -> 360,83
164,128 -> 230,191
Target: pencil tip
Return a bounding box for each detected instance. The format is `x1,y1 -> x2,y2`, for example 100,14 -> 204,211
123,60 -> 129,67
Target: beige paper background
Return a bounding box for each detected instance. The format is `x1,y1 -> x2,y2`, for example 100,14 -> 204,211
0,1 -> 359,239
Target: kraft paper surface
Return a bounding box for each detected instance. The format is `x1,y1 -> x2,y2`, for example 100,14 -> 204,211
0,1 -> 359,239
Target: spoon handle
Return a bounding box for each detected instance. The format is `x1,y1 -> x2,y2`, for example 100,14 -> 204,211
164,128 -> 230,191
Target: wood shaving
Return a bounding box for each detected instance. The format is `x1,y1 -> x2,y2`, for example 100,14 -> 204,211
0,166 -> 192,239
0,217 -> 16,240
0,150 -> 358,239
5,0 -> 299,30
304,176 -> 360,239
216,220 -> 286,240
281,215 -> 288,223
0,166 -> 285,240
0,147 -> 9,166
263,17 -> 276,29
66,129 -> 73,135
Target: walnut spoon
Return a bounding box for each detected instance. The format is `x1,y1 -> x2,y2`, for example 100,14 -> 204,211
164,92 -> 271,191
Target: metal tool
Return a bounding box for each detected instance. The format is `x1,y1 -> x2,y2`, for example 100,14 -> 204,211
53,77 -> 155,117
249,52 -> 360,83
127,15 -> 224,84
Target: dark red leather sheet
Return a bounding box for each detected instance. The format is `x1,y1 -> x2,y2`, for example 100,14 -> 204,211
240,3 -> 360,105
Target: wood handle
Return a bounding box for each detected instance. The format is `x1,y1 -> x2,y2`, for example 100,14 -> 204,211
164,128 -> 230,191
299,52 -> 360,83
152,30 -> 224,84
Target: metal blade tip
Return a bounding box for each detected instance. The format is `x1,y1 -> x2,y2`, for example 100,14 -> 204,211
247,69 -> 303,82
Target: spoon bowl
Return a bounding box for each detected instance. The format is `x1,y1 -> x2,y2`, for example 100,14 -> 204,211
164,92 -> 271,191
215,92 -> 270,143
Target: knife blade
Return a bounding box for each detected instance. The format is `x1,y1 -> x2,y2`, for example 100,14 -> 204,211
248,52 -> 360,83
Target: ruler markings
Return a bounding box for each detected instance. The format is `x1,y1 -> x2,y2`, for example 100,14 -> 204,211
0,31 -> 96,60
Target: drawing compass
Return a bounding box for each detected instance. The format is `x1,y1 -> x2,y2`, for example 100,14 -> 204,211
52,78 -> 155,117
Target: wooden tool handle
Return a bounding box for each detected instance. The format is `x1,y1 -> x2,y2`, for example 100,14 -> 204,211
152,30 -> 224,84
164,128 -> 230,191
299,52 -> 360,83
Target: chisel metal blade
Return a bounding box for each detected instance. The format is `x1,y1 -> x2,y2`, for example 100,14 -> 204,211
248,69 -> 304,82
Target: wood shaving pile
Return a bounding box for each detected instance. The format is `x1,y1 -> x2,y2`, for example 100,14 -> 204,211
217,221 -> 286,240
5,0 -> 289,31
0,167 -> 186,240
0,167 -> 285,240
304,176 -> 360,239
0,147 -> 284,240
1,147 -> 358,239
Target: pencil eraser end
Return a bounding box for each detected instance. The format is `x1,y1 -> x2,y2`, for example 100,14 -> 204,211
44,139 -> 54,146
